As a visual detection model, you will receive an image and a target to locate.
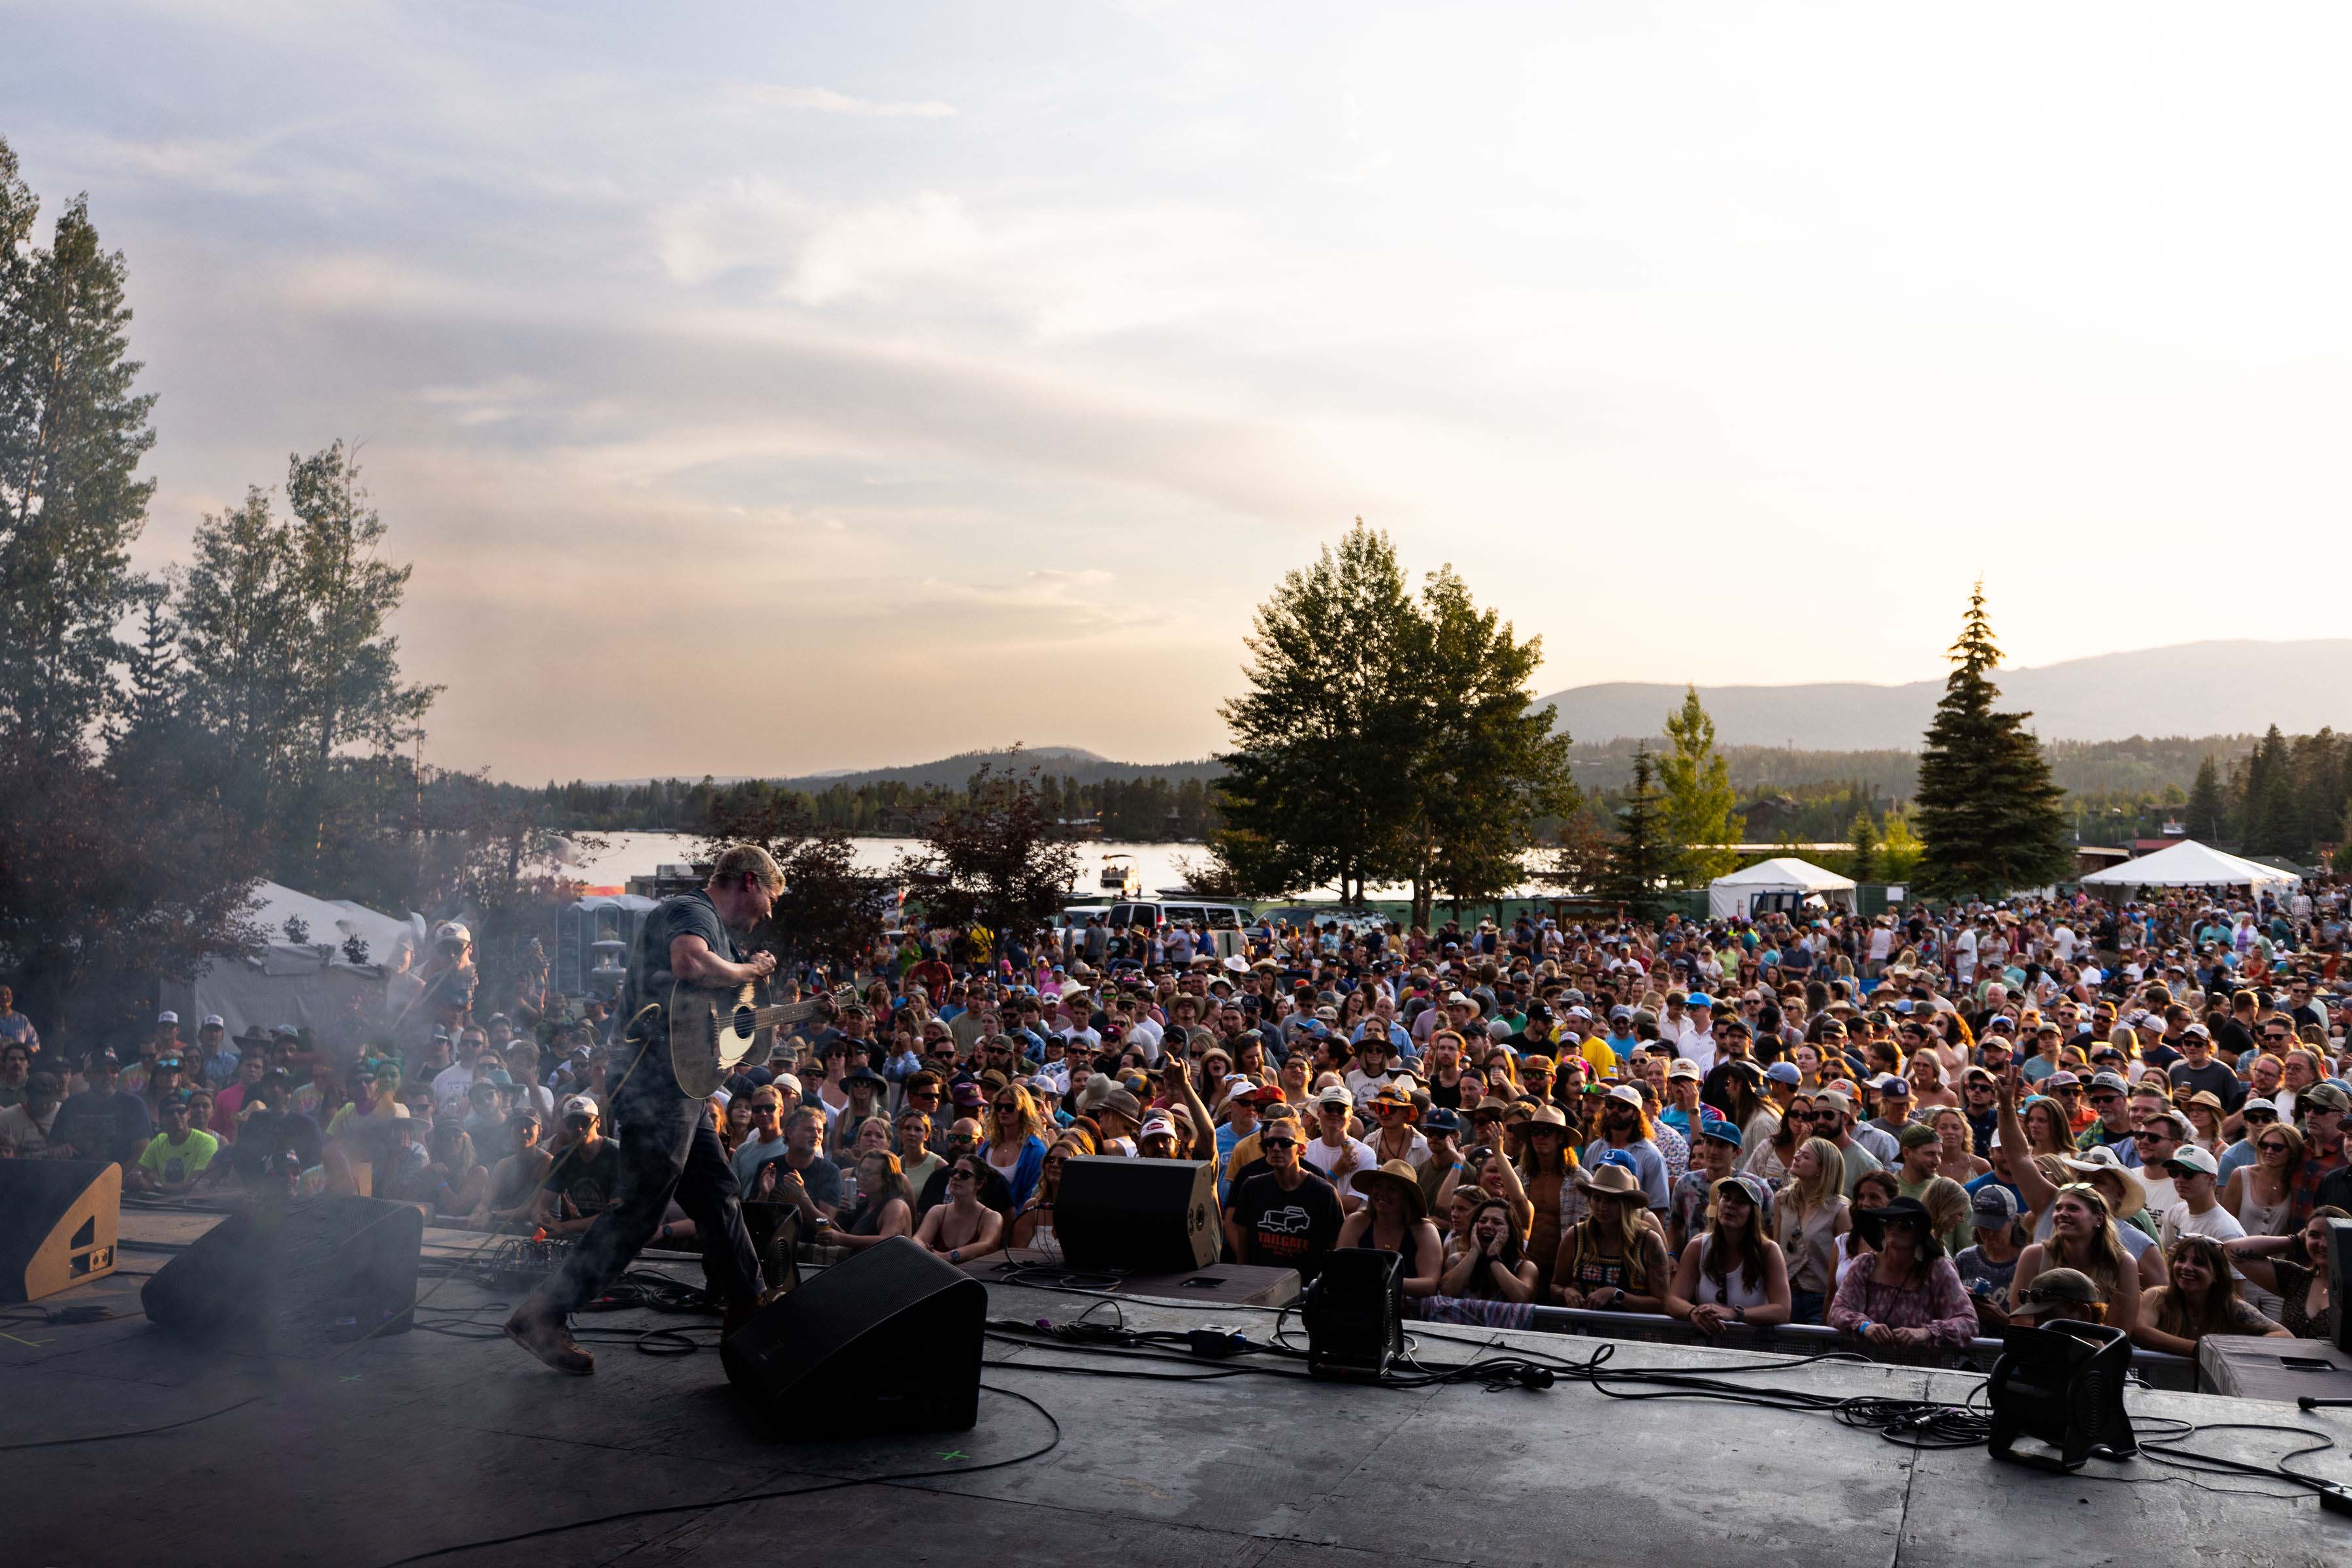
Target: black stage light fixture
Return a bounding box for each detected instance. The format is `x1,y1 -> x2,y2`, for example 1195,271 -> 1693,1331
1301,1248 -> 1403,1381
1986,1319 -> 2137,1473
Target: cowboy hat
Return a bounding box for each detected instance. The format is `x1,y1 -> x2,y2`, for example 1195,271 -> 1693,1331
2059,1147 -> 2149,1219
1348,1160 -> 1428,1220
1573,1162 -> 1644,1200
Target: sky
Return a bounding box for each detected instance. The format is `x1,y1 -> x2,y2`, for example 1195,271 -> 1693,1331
10,2 -> 2352,780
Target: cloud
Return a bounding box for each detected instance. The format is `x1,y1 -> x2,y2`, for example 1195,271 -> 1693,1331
727,84 -> 956,118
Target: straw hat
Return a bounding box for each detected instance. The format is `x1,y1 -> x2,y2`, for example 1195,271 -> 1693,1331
1348,1160 -> 1427,1220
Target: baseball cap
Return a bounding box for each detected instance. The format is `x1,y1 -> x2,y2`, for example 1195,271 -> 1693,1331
1667,1060 -> 1702,1081
2089,1071 -> 2131,1093
201,1015 -> 225,1030
1687,992 -> 1712,1008
2008,1267 -> 2103,1323
1697,1118 -> 1742,1149
1316,1085 -> 1355,1109
1764,1061 -> 1801,1086
1876,1075 -> 1911,1096
1897,1122 -> 1940,1150
2166,1145 -> 2219,1177
559,1093 -> 598,1119
156,1011 -> 178,1025
1970,1185 -> 2021,1224
1421,1106 -> 1462,1135
2304,1083 -> 2351,1113
1139,1115 -> 1178,1139
1605,1084 -> 1643,1106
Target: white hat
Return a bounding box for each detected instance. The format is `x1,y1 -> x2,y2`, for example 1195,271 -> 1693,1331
771,1073 -> 804,1098
1316,1085 -> 1356,1109
559,1093 -> 599,1119
1139,1115 -> 1178,1139
1605,1084 -> 1643,1106
436,921 -> 472,943
156,1010 -> 178,1025
201,1014 -> 225,1030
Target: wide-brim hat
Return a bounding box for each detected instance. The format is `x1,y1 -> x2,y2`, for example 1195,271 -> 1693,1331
2059,1149 -> 2149,1218
1349,1159 -> 1427,1220
1852,1196 -> 1940,1255
1573,1162 -> 1644,1200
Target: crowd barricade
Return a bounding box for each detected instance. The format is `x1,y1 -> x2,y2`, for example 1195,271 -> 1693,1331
1415,1297 -> 2198,1390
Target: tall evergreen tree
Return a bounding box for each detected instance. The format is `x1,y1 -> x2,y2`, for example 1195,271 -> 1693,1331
1601,747 -> 1676,920
0,142 -> 157,757
1913,584 -> 2072,897
1846,811 -> 1879,883
2184,755 -> 2229,843
1656,685 -> 1743,884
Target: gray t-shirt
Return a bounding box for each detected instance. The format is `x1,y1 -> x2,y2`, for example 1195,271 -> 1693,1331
625,890 -> 735,1021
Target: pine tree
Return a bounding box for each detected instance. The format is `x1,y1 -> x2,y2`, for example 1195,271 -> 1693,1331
0,143 -> 157,756
1847,811 -> 1880,883
1601,747 -> 1677,920
1913,584 -> 2072,898
2185,755 -> 2228,843
1657,685 -> 1743,884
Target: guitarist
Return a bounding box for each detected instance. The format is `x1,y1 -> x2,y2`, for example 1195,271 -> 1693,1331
507,845 -> 784,1373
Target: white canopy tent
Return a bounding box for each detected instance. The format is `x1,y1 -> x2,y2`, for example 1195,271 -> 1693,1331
172,883 -> 418,1041
2079,840 -> 2300,894
1708,857 -> 1859,919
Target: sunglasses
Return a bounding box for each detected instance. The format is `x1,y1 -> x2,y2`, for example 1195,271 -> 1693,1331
2131,1130 -> 2172,1142
2245,1109 -> 2279,1122
992,1102 -> 1017,1114
1261,1137 -> 1299,1149
2259,1140 -> 2291,1153
949,1168 -> 977,1182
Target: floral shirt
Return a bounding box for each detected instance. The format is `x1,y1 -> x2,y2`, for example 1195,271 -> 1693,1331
1827,1255 -> 1978,1357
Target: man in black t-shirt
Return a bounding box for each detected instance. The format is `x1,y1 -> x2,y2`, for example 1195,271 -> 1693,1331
533,1095 -> 625,1232
2166,1026 -> 2244,1113
1224,1122 -> 1342,1282
55,1051 -> 152,1169
511,845 -> 784,1375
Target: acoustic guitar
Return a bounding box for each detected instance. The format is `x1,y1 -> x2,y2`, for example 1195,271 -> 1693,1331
664,983 -> 830,1098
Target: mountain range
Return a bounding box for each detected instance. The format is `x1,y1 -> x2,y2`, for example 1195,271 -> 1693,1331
1533,640 -> 2352,750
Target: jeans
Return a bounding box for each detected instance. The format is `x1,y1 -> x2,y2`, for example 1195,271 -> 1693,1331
535,1066 -> 764,1315
1790,1289 -> 1827,1326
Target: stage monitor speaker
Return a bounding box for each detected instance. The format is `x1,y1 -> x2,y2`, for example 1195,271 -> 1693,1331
1301,1247 -> 1404,1381
1053,1156 -> 1218,1275
1987,1320 -> 2137,1473
0,1160 -> 120,1304
723,1235 -> 983,1435
2326,1219 -> 2352,1354
141,1196 -> 422,1348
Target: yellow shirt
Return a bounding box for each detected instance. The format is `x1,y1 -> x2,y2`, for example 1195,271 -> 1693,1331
139,1127 -> 219,1186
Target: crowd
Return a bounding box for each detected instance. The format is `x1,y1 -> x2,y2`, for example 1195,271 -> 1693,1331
5,871 -> 2351,1365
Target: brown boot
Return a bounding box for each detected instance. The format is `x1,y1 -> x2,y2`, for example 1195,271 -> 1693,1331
504,1305 -> 593,1375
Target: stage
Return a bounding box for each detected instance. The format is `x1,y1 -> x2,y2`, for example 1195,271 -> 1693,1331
10,1207 -> 2352,1568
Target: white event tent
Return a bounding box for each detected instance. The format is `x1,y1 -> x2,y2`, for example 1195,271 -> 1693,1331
2079,840 -> 2300,894
1707,857 -> 1859,919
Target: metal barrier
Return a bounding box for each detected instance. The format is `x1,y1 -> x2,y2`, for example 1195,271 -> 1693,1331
1486,1304 -> 2197,1390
